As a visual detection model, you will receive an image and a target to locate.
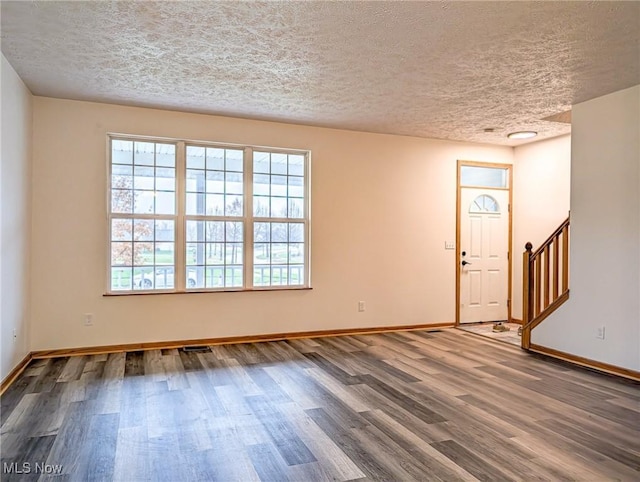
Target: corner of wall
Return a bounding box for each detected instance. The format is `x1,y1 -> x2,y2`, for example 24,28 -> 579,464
531,85 -> 640,372
1,54 -> 34,382
511,135 -> 572,320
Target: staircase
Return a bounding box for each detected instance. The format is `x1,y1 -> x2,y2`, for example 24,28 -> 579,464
521,217 -> 570,349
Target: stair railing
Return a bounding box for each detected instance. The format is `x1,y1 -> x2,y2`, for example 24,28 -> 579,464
522,217 -> 570,349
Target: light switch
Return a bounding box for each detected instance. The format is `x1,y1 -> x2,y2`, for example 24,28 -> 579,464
445,241 -> 455,250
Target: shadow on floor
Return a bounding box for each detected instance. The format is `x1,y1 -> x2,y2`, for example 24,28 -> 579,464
457,322 -> 521,346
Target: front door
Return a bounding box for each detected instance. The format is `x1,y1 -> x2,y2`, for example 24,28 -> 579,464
459,187 -> 509,323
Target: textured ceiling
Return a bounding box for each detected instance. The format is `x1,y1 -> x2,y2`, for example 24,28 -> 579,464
1,1 -> 639,146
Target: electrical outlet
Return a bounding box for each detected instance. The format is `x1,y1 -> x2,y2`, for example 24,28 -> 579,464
596,326 -> 605,339
84,313 -> 94,326
358,301 -> 365,312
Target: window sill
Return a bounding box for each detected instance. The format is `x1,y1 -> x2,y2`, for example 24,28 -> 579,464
103,287 -> 313,297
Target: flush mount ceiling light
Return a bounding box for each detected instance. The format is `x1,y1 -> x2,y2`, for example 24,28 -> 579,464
507,131 -> 537,139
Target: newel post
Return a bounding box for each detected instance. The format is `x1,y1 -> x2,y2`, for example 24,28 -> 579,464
522,242 -> 533,349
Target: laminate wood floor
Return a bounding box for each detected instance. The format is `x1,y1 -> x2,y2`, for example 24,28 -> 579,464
1,329 -> 639,481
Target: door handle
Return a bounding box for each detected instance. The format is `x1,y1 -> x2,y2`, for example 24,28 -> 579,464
461,260 -> 472,266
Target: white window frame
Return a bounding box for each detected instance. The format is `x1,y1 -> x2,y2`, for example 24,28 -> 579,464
106,134 -> 311,294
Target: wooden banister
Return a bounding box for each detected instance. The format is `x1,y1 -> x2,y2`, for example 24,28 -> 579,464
532,217 -> 570,258
522,217 -> 570,350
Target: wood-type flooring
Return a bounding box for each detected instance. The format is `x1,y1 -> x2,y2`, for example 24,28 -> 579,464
1,328 -> 639,481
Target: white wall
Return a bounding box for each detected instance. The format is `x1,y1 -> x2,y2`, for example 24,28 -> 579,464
533,85 -> 640,371
31,97 -> 513,351
512,135 -> 571,319
1,55 -> 32,380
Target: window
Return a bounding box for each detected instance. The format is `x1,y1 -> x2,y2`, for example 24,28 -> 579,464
469,194 -> 500,213
185,146 -> 245,290
110,140 -> 177,291
460,165 -> 508,188
108,136 -> 310,293
253,151 -> 306,286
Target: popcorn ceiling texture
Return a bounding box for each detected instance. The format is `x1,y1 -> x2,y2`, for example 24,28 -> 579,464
1,1 -> 638,145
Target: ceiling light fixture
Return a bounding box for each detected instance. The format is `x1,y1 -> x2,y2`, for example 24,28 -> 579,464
507,131 -> 537,140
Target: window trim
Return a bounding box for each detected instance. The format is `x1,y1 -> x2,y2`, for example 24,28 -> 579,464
106,134 -> 311,295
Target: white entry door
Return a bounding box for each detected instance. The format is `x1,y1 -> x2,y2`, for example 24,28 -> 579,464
460,187 -> 509,323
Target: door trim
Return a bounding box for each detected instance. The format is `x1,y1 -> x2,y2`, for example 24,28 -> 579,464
456,160 -> 513,325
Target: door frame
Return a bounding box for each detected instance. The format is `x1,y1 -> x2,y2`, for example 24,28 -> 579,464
455,160 -> 513,326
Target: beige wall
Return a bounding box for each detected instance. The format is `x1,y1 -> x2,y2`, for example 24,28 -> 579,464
512,135 -> 571,319
532,85 -> 640,371
30,97 -> 513,351
1,55 -> 32,380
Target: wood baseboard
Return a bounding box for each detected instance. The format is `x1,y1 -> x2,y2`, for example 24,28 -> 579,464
30,322 -> 455,359
0,353 -> 32,395
510,318 -> 523,325
528,343 -> 640,382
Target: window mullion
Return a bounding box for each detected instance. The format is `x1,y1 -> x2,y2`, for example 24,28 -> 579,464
175,141 -> 186,291
304,152 -> 311,287
244,147 -> 254,288
106,138 -> 113,293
